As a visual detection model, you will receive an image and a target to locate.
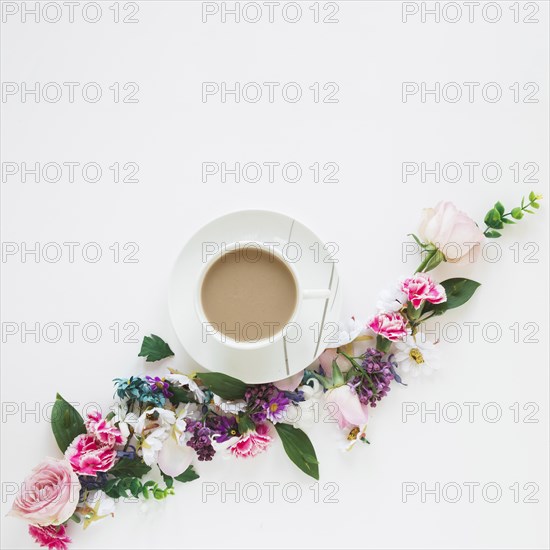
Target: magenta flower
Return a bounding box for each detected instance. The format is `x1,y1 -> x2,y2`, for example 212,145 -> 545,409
85,411 -> 124,447
229,424 -> 271,458
65,435 -> 117,476
367,312 -> 408,342
401,274 -> 446,309
28,524 -> 71,550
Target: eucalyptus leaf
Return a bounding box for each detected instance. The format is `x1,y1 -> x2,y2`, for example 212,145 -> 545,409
484,208 -> 504,229
484,229 -> 501,238
511,207 -> 524,220
51,394 -> 86,453
275,423 -> 319,480
494,201 -> 505,215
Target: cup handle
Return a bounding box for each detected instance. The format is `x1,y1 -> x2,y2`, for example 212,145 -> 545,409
302,289 -> 331,300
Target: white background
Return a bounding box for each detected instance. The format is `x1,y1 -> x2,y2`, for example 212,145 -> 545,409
1,1 -> 549,549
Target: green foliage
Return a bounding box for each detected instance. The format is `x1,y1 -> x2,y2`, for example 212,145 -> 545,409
51,394 -> 86,453
275,423 -> 319,480
483,192 -> 542,238
237,414 -> 255,435
108,458 -> 151,479
103,477 -> 174,500
138,334 -> 174,362
422,278 -> 481,317
168,385 -> 196,406
196,372 -> 247,400
174,465 -> 200,483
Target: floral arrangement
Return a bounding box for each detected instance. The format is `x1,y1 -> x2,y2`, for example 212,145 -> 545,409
9,193 -> 543,550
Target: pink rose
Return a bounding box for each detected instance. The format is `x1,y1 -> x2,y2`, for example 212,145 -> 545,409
85,411 -> 124,447
65,434 -> 117,476
10,457 -> 80,526
419,201 -> 484,262
229,424 -> 271,458
324,385 -> 369,429
28,524 -> 71,550
401,274 -> 446,309
367,312 -> 408,341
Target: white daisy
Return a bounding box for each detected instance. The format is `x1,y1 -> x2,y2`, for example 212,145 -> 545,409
393,334 -> 438,376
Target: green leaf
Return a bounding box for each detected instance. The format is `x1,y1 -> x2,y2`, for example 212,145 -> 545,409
532,202 -> 540,209
70,513 -> 81,524
275,423 -> 319,480
502,218 -> 515,224
331,360 -> 344,387
422,249 -> 446,272
174,465 -> 200,483
130,478 -> 142,497
408,233 -> 427,248
109,458 -> 151,479
138,334 -> 174,362
376,335 -> 392,354
51,394 -> 86,453
484,208 -> 503,229
511,207 -> 524,220
494,201 -> 505,215
423,278 -> 481,316
169,385 -> 195,405
197,372 -> 247,400
529,191 -> 536,202
484,229 -> 501,238
237,413 -> 256,435
161,472 -> 174,489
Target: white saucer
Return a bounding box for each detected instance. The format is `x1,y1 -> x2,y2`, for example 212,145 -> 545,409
169,210 -> 342,384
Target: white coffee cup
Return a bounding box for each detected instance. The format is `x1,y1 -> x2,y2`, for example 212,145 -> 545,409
195,241 -> 331,350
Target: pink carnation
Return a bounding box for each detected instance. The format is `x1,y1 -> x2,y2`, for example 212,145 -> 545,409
401,274 -> 446,309
367,312 -> 408,341
65,434 -> 117,476
229,423 -> 271,458
85,411 -> 124,447
28,524 -> 71,550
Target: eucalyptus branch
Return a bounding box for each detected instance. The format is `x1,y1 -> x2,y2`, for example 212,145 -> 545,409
483,191 -> 542,238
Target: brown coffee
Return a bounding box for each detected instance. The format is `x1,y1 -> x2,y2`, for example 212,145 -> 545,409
201,247 -> 297,343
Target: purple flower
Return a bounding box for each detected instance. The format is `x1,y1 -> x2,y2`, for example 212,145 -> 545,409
186,420 -> 215,461
245,384 -> 290,424
263,393 -> 290,423
350,348 -> 394,407
207,415 -> 239,443
146,376 -> 173,398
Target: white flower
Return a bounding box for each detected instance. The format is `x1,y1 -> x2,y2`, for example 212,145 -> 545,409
164,370 -> 206,403
135,407 -> 175,437
376,282 -> 407,312
135,408 -> 175,466
135,405 -> 197,476
284,378 -> 324,430
393,334 -> 438,376
111,407 -> 139,441
327,317 -> 367,348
